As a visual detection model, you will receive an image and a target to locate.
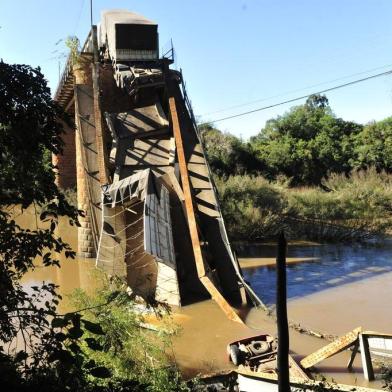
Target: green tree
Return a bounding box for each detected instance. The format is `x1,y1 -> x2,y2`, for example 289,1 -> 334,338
250,95 -> 363,185
199,123 -> 264,175
353,117 -> 392,171
0,61 -> 82,388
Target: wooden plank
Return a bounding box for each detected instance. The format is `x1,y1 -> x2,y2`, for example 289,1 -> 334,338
169,97 -> 243,324
300,327 -> 362,369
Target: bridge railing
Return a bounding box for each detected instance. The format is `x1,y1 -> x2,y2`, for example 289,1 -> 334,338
54,28 -> 94,102
179,68 -> 197,129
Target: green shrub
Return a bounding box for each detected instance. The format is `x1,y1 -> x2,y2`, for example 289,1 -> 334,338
215,169 -> 392,242
215,175 -> 289,240
69,274 -> 189,392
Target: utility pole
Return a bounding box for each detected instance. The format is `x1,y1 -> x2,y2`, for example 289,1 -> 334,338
276,230 -> 290,392
90,0 -> 93,27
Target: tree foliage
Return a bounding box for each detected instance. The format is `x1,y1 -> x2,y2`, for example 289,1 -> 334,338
250,95 -> 362,185
0,61 -> 74,209
202,94 -> 392,186
199,123 -> 263,176
352,117 -> 392,171
0,61 -> 86,390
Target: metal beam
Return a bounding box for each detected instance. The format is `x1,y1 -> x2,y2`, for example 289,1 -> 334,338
169,96 -> 243,324
347,340 -> 359,369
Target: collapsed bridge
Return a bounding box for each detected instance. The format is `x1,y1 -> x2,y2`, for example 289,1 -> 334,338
54,10 -> 262,322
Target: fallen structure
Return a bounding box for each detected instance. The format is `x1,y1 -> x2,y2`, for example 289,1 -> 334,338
54,10 -> 263,322
228,328 -> 392,390
300,327 -> 392,381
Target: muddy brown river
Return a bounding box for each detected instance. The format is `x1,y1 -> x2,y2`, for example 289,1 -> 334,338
16,208 -> 391,388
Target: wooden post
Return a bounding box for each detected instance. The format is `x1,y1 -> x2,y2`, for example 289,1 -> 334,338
359,334 -> 374,381
276,230 -> 290,392
347,340 -> 359,369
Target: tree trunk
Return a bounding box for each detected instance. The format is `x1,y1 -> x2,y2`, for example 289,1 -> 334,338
277,230 -> 290,392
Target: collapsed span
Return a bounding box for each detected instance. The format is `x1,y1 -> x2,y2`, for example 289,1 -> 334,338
54,9 -> 264,322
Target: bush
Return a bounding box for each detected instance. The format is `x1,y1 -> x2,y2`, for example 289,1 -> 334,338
69,274 -> 189,392
200,123 -> 264,176
215,169 -> 392,243
215,175 -> 289,240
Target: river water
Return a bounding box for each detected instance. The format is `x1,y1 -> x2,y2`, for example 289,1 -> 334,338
238,243 -> 392,335
16,208 -> 391,387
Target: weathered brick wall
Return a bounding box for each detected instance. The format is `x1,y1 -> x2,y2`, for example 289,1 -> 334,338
75,120 -> 96,258
53,121 -> 76,189
75,62 -> 97,258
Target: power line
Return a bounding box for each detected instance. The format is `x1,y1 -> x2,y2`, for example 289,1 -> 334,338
73,0 -> 86,34
206,69 -> 392,124
202,63 -> 392,116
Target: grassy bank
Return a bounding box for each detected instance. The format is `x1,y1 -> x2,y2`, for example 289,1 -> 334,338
215,168 -> 392,242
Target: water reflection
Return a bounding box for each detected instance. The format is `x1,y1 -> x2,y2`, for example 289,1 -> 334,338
14,207 -> 97,312
241,244 -> 392,306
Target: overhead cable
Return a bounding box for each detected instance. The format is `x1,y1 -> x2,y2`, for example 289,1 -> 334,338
202,64 -> 392,116
205,69 -> 392,124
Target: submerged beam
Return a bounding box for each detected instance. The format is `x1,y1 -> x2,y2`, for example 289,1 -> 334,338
169,96 -> 243,324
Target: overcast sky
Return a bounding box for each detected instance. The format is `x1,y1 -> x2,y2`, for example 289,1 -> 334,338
1,0 -> 392,138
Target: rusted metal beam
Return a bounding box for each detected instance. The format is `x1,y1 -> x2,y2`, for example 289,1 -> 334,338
65,96 -> 75,113
169,96 -> 243,324
300,327 -> 362,369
